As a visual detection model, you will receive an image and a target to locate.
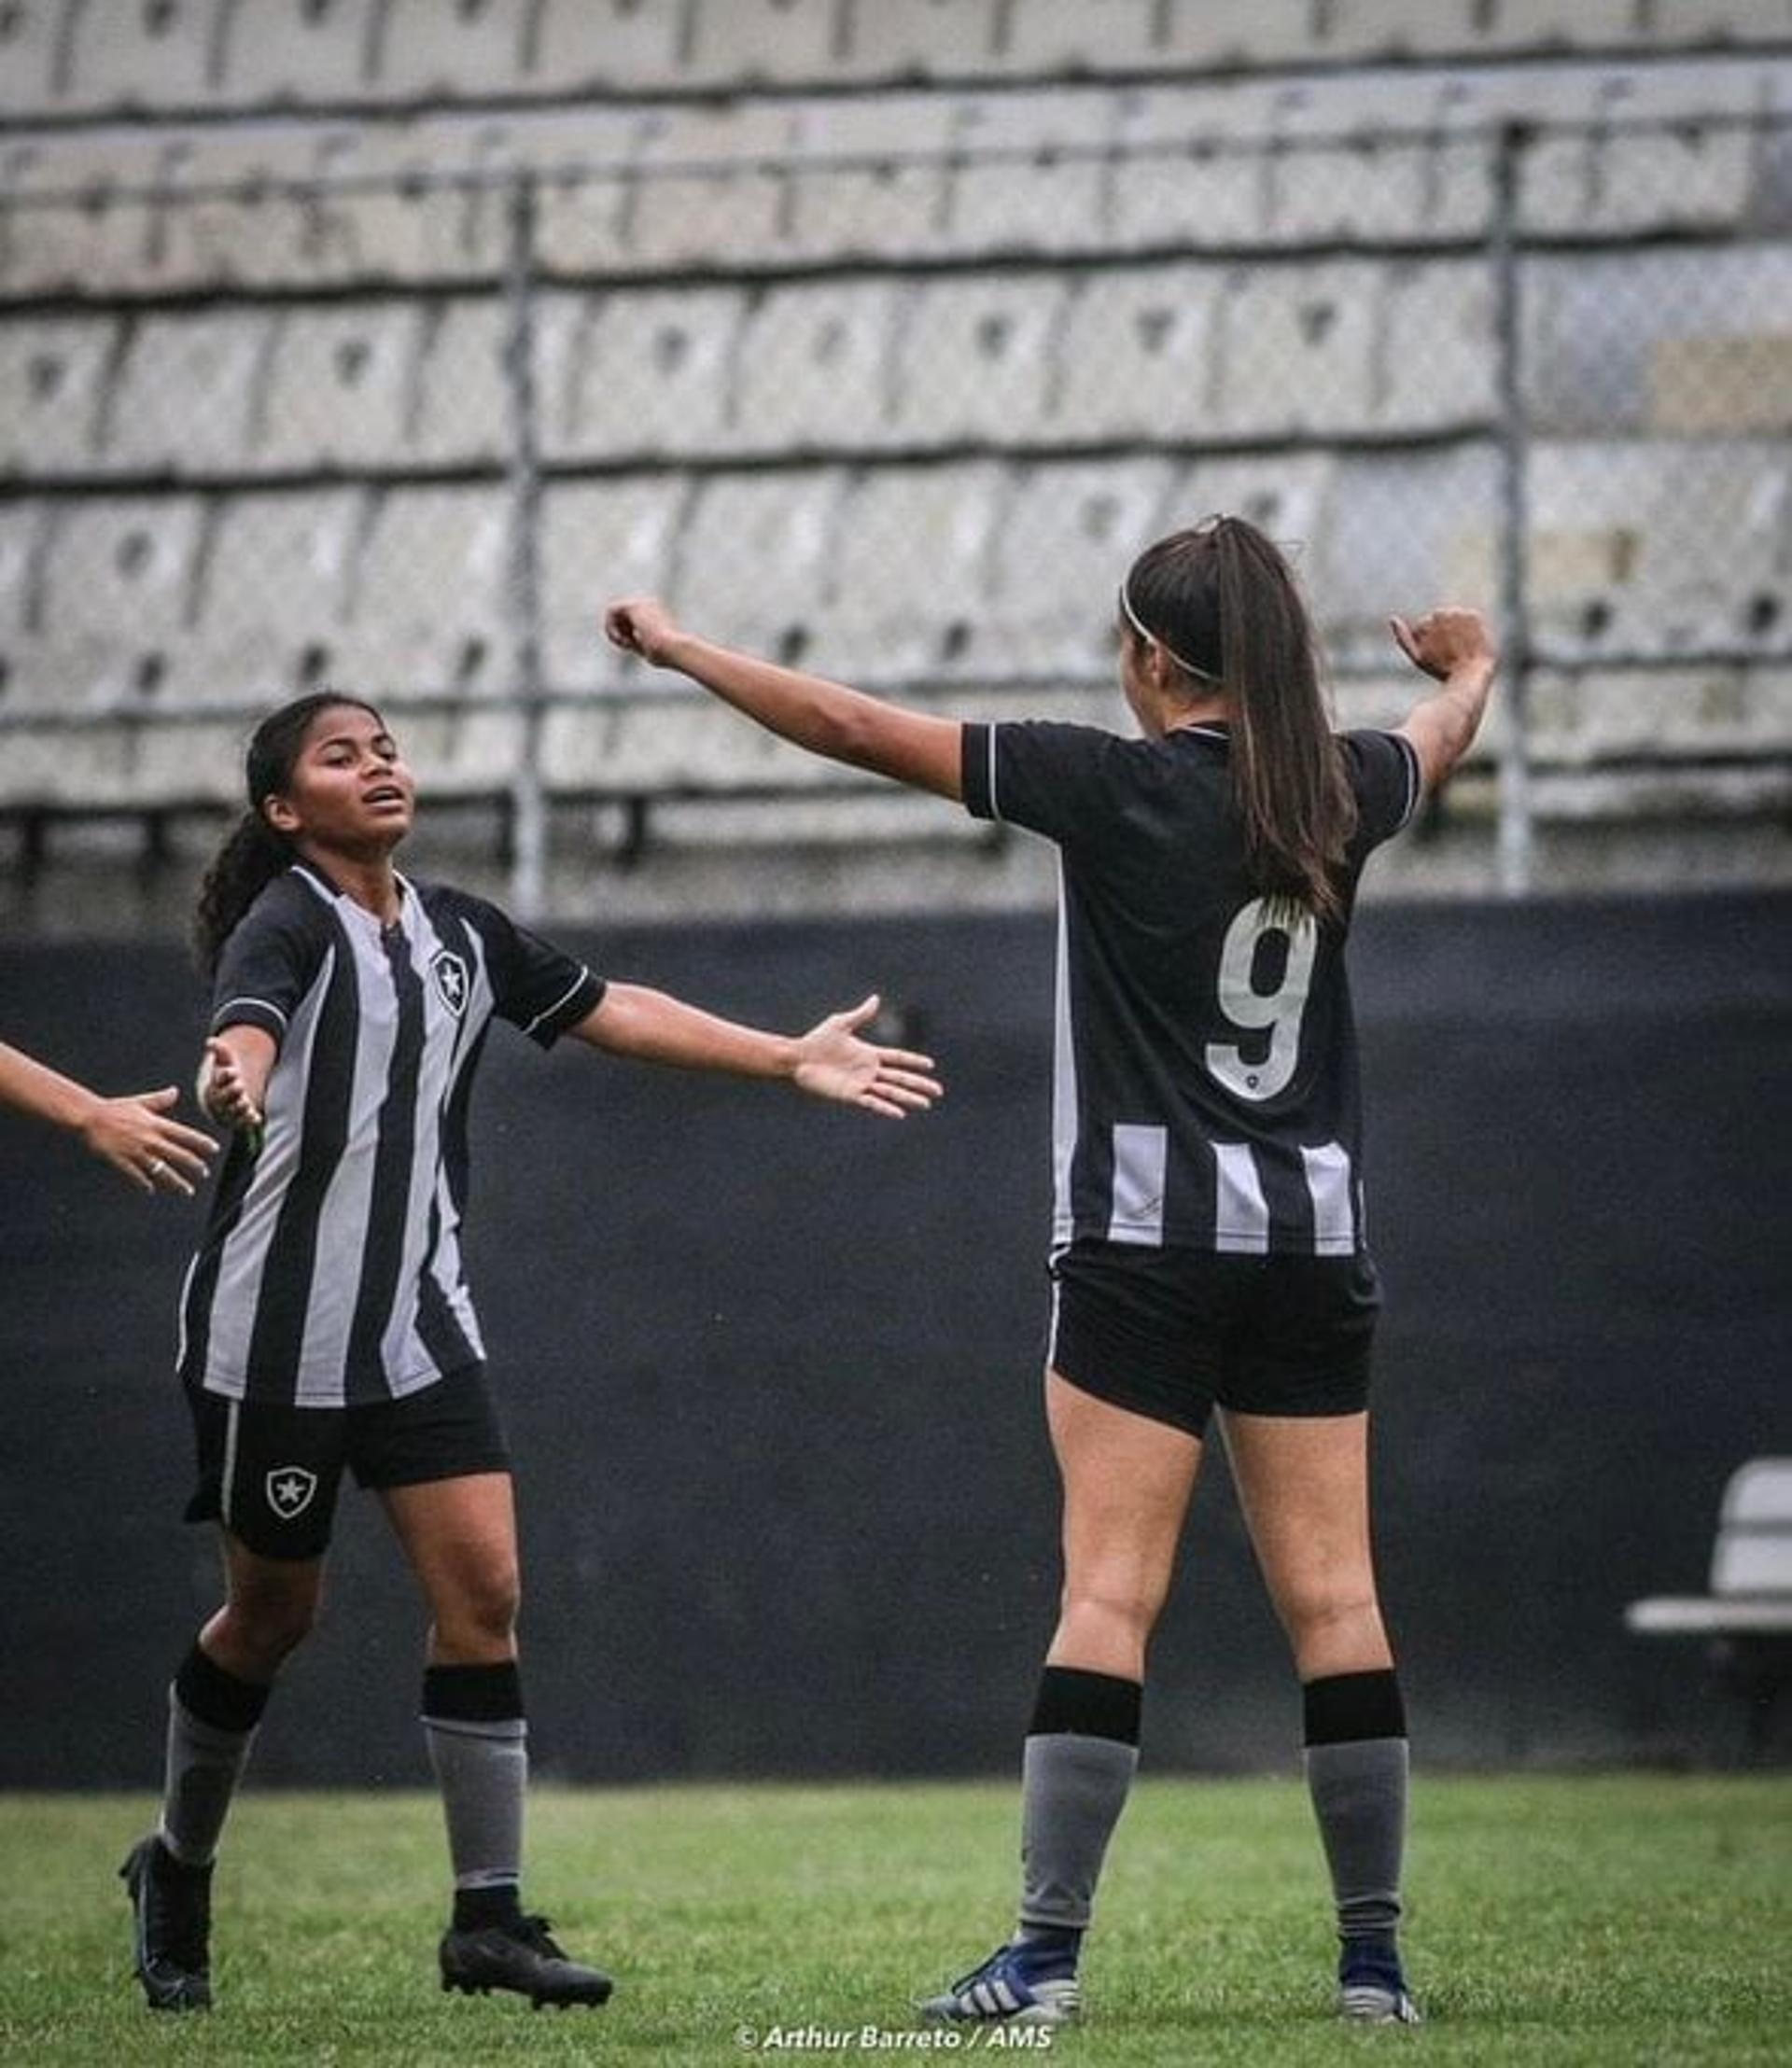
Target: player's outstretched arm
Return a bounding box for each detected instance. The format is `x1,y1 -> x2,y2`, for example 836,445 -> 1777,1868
604,596 -> 965,802
570,985 -> 942,1121
1390,608 -> 1499,796
0,1040 -> 216,1195
197,1029 -> 277,1138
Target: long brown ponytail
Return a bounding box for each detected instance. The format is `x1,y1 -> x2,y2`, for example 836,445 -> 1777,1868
1122,516 -> 1356,925
192,692 -> 385,973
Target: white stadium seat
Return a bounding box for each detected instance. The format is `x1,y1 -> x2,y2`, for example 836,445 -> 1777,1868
679,0 -> 838,90
216,0 -> 380,104
1374,258 -> 1499,432
888,276 -> 1067,446
1053,266 -> 1222,443
996,0 -> 1161,75
539,286 -> 744,461
987,457 -> 1176,678
1210,263 -> 1378,440
0,316 -> 117,476
531,0 -> 688,92
541,479 -> 685,694
410,300 -> 511,467
368,0 -> 530,103
102,311 -> 267,476
672,469 -> 848,664
816,464 -> 1006,682
189,488 -> 364,706
60,0 -> 217,116
735,280 -> 903,454
37,494 -> 209,708
253,303 -> 422,470
330,487 -> 510,701
0,0 -> 59,118
832,0 -> 1002,79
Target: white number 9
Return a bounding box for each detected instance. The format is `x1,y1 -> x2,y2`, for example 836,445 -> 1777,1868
1205,897 -> 1317,1103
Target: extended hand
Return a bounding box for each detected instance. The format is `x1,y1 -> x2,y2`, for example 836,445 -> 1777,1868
199,1036 -> 264,1134
82,1086 -> 217,1195
605,596 -> 683,667
1390,608 -> 1497,682
792,996 -> 943,1120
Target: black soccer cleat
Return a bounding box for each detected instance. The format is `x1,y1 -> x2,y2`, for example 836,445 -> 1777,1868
438,1914 -> 613,2009
119,1833 -> 213,2013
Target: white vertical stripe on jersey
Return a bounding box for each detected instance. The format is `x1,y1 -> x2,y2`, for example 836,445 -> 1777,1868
1050,857 -> 1080,1249
219,1397 -> 242,1525
379,896 -> 460,1393
1212,1141 -> 1271,1254
417,920 -> 494,1374
202,945 -> 338,1393
294,910 -> 396,1405
1301,1142 -> 1358,1255
1107,1123 -> 1168,1247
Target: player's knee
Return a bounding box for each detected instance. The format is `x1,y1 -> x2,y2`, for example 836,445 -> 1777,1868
1279,1578 -> 1382,1650
1060,1572 -> 1165,1643
441,1560 -> 521,1649
226,1581 -> 320,1662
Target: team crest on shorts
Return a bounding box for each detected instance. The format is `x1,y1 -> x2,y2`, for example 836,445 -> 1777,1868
266,1466 -> 318,1521
430,949 -> 469,1017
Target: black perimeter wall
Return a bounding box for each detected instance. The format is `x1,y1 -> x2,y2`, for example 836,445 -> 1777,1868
2,890 -> 1787,1787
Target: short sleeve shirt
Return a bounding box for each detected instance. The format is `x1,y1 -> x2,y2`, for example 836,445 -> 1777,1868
961,721 -> 1420,1255
179,864 -> 604,1404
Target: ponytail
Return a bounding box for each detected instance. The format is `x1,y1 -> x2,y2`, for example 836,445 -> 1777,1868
193,812 -> 292,975
1124,517 -> 1357,926
191,689 -> 385,974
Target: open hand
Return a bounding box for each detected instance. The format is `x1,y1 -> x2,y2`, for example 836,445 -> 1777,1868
82,1086 -> 216,1195
199,1036 -> 264,1133
605,596 -> 683,667
792,996 -> 943,1120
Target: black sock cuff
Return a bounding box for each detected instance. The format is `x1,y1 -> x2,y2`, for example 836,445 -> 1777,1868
1303,1669 -> 1407,1747
423,1660 -> 525,1725
1029,1666 -> 1142,1746
175,1642 -> 272,1734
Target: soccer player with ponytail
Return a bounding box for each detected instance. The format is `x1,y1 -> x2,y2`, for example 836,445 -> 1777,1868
606,515 -> 1495,2030
123,691 -> 940,2015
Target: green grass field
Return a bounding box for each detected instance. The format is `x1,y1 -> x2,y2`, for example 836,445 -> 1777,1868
2,1776 -> 1788,2065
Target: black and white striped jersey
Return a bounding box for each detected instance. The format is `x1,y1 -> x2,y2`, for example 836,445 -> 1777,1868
178,863 -> 604,1405
962,721 -> 1421,1258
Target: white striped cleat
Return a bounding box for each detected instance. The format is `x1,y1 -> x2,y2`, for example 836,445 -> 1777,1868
919,1942 -> 1082,2028
1338,1953 -> 1423,2025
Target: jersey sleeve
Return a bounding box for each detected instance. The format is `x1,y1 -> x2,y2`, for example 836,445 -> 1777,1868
1341,728 -> 1423,853
468,899 -> 606,1049
209,875 -> 331,1047
961,720 -> 1121,844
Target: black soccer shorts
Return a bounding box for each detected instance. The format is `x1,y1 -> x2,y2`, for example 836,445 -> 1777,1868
182,1363 -> 511,1560
1046,1239 -> 1381,1438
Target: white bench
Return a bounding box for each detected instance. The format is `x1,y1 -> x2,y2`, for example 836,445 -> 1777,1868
1625,1458 -> 1792,1755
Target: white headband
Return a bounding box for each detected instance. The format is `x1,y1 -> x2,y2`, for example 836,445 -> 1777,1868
1117,576 -> 1221,684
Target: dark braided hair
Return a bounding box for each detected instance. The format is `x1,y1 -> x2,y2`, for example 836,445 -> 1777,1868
1121,516 -> 1357,926
193,692 -> 386,973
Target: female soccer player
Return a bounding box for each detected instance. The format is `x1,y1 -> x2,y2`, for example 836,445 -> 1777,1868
605,516 -> 1496,2031
0,1041 -> 214,1194
122,691 -> 940,2016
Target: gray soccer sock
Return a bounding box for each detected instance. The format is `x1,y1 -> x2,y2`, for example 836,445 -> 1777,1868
1017,1667 -> 1143,1936
1302,1671 -> 1409,1957
159,1643 -> 271,1868
423,1663 -> 527,1895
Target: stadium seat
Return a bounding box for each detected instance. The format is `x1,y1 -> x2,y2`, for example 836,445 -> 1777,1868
188,487 -> 365,706
1210,263 -> 1378,439
679,0 -> 838,90
735,280 -> 903,454
785,152 -> 949,265
0,314 -> 118,476
35,494 -> 210,710
368,0 -> 532,102
625,161 -> 791,272
59,0 -> 217,116
994,0 -> 1162,76
101,311 -> 267,477
889,275 -> 1067,445
1523,121 -> 1753,238
832,0 -> 1002,80
254,303 -> 423,470
1053,266 -> 1222,443
0,1 -> 57,119
217,0 -> 379,105
672,469 -> 848,664
540,478 -> 685,694
1373,258 -> 1498,432
816,463 -> 1006,681
330,486 -> 511,703
410,299 -> 511,467
531,0 -> 688,93
1110,143 -> 1266,251
545,286 -> 744,460
987,457 -> 1175,677
1155,0 -> 1324,70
